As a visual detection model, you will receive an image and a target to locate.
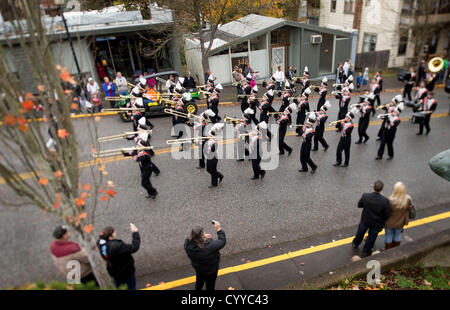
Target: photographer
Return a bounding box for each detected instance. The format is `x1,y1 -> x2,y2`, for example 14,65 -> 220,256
184,221 -> 226,290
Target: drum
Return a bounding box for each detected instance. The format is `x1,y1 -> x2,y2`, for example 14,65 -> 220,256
411,112 -> 425,124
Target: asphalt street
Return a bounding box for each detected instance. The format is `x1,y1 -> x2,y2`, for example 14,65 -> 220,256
0,88 -> 449,287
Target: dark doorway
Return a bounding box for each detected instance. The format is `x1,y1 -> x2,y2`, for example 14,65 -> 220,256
319,33 -> 333,74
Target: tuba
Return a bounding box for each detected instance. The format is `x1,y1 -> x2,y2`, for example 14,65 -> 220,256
428,57 -> 444,73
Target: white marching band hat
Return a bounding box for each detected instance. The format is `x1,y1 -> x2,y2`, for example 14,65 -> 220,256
303,66 -> 309,75
321,101 -> 331,111
322,76 -> 328,84
303,87 -> 311,96
288,102 -> 297,112
134,97 -> 144,107
244,107 -> 255,115
252,85 -> 258,93
178,77 -> 185,84
285,80 -> 291,88
395,102 -> 405,113
139,76 -> 146,85
306,111 -> 317,125
246,73 -> 252,80
393,94 -> 403,103
209,122 -> 224,136
138,132 -> 149,142
267,89 -> 274,97
208,74 -> 216,82
346,107 -> 359,119
367,93 -> 375,100
214,83 -> 223,92
138,117 -> 147,126
203,109 -> 216,117
257,121 -> 267,130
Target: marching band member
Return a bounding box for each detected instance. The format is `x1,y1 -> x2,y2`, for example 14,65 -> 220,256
369,78 -> 381,115
300,66 -> 311,93
417,92 -> 438,135
403,67 -> 416,102
241,77 -> 252,113
355,96 -> 373,144
376,103 -> 403,160
312,101 -> 330,152
316,77 -> 328,111
278,80 -> 293,112
207,83 -> 223,123
298,112 -> 317,174
277,103 -> 297,156
414,81 -> 428,105
258,93 -> 273,140
376,94 -> 400,141
195,109 -> 216,169
336,88 -> 351,132
206,123 -> 225,188
173,89 -> 192,151
122,139 -> 158,199
249,122 -> 267,180
248,85 -> 260,124
333,108 -> 358,167
134,132 -> 160,176
294,93 -> 310,136
235,110 -> 252,161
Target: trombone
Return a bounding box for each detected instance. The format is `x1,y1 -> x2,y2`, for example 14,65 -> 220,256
166,136 -> 210,145
101,107 -> 145,113
164,108 -> 190,119
93,146 -> 153,158
104,96 -> 131,101
267,111 -> 284,116
329,118 -> 346,125
224,115 -> 243,124
196,84 -> 208,89
309,85 -> 322,90
376,104 -> 388,110
377,113 -> 392,119
97,130 -> 153,143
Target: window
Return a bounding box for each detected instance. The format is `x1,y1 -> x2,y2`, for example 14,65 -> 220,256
401,0 -> 411,15
344,0 -> 354,13
331,0 -> 337,12
398,31 -> 409,56
362,33 -> 377,52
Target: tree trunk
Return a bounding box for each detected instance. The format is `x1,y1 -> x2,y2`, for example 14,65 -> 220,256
81,233 -> 114,289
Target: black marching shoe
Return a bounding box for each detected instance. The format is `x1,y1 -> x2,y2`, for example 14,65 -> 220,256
311,167 -> 317,174
355,140 -> 362,144
251,176 -> 259,180
298,169 -> 308,172
341,163 -> 349,167
219,175 -> 224,183
387,156 -> 393,160
196,166 -> 205,169
376,137 -> 381,141
260,171 -> 266,180
426,130 -> 430,135
208,184 -> 217,188
333,162 -> 341,166
375,156 -> 382,160
288,149 -> 293,156
324,145 -> 329,151
363,137 -> 369,143
416,132 -> 422,135
146,191 -> 158,199
311,148 -> 318,152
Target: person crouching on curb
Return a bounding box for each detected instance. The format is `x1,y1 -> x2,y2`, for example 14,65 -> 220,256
184,221 -> 226,290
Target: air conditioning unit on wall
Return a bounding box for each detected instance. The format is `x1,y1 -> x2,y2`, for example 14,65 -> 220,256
311,35 -> 322,44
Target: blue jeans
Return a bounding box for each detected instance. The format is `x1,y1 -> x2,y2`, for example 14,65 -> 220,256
384,228 -> 402,243
119,90 -> 129,96
114,273 -> 136,290
352,222 -> 382,255
276,82 -> 282,90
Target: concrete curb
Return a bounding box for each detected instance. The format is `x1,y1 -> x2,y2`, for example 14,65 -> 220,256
279,228 -> 450,290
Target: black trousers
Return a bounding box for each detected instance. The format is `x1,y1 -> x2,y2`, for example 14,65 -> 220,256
278,128 -> 292,154
141,166 -> 157,196
251,156 -> 264,178
372,95 -> 380,115
419,114 -> 431,134
300,142 -> 316,170
198,141 -> 206,168
403,84 -> 413,101
313,127 -> 328,150
352,222 -> 382,255
336,138 -> 351,165
377,120 -> 385,139
207,158 -> 223,186
336,110 -> 346,131
236,134 -> 248,160
240,99 -> 249,113
295,112 -> 306,135
377,133 -> 395,158
358,119 -> 370,142
195,268 -> 219,291
317,96 -> 325,111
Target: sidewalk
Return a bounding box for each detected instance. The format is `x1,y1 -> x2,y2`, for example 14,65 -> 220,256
137,203 -> 450,290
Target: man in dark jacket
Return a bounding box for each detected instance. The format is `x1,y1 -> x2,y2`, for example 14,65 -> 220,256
182,71 -> 197,90
97,224 -> 141,289
352,180 -> 391,257
184,221 -> 226,290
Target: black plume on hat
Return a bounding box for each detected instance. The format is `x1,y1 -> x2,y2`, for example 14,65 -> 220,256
53,225 -> 68,239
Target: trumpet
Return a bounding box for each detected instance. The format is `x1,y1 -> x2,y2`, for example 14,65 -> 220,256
376,104 -> 388,110
104,96 -> 130,101
309,85 -> 322,90
163,108 -> 190,119
268,112 -> 284,116
97,130 -> 153,143
101,107 -> 145,113
377,113 -> 392,119
93,146 -> 153,158
196,84 -> 208,89
331,90 -> 344,95
329,118 -> 346,125
289,124 -> 305,128
166,136 -> 210,145
292,76 -> 303,81
333,83 -> 346,88
199,89 -> 212,95
224,115 -> 242,124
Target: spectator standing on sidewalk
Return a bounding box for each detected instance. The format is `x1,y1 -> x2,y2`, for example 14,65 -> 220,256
50,225 -> 98,285
362,67 -> 369,88
184,221 -> 226,290
273,66 -> 285,91
352,180 -> 391,257
115,72 -> 129,96
232,66 -> 244,97
97,224 -> 140,290
384,182 -> 412,250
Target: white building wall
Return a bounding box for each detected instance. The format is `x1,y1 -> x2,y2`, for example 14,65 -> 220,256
184,39 -> 205,84
319,0 -> 355,31
208,54 -> 231,84
249,49 -> 269,80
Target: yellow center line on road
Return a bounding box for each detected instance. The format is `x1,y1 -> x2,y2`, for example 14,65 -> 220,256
0,113 -> 447,185
143,210 -> 450,290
